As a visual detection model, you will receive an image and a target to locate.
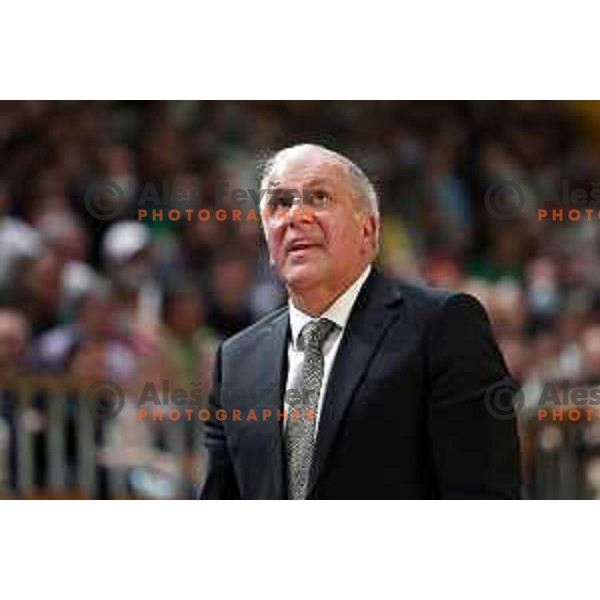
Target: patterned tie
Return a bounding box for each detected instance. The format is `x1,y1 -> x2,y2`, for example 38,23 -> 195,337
285,318 -> 336,500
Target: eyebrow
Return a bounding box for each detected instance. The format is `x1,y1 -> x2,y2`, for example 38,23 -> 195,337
259,177 -> 335,209
270,178 -> 334,194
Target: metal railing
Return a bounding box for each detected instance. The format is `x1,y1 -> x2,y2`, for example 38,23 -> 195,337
519,378 -> 600,499
0,374 -> 205,499
4,373 -> 599,499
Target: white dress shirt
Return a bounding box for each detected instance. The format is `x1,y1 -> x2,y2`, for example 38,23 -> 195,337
284,264 -> 372,433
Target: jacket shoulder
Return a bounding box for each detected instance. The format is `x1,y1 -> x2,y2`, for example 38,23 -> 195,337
391,278 -> 486,322
393,281 -> 489,320
221,305 -> 288,354
394,279 -> 456,310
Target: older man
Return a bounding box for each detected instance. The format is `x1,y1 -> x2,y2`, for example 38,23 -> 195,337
199,144 -> 521,500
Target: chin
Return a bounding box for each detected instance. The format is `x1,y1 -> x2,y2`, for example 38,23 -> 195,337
282,263 -> 325,291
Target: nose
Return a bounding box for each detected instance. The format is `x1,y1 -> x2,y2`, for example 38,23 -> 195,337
263,196 -> 316,232
291,208 -> 313,226
286,200 -> 316,227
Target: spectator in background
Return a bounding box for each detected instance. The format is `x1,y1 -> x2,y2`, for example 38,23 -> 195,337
205,251 -> 254,337
0,308 -> 30,375
579,326 -> 600,382
100,220 -> 163,351
0,183 -> 45,303
0,308 -> 31,491
14,252 -> 64,337
158,285 -> 217,398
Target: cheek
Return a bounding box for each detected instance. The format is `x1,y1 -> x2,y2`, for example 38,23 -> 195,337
265,223 -> 285,258
326,215 -> 362,251
316,214 -> 341,247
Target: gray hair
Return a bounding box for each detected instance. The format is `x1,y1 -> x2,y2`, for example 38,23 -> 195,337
258,144 -> 380,219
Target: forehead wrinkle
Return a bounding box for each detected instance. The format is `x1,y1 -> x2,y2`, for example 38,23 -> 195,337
271,156 -> 351,190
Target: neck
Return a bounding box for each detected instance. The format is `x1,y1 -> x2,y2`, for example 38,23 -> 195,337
288,264 -> 369,317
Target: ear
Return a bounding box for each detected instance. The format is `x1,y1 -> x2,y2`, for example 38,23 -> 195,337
361,214 -> 378,250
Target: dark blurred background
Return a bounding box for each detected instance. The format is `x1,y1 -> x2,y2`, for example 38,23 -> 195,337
1,100 -> 600,499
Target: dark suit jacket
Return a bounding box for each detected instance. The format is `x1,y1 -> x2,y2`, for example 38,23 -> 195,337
198,268 -> 521,499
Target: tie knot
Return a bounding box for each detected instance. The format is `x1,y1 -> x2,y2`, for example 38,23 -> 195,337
300,318 -> 336,351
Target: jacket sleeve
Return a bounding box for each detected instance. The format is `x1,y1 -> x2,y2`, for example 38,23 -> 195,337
197,343 -> 241,499
427,293 -> 522,499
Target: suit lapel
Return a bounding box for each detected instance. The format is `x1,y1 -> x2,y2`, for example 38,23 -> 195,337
306,269 -> 403,497
250,309 -> 289,498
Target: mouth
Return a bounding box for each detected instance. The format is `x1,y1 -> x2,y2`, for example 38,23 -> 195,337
286,241 -> 320,255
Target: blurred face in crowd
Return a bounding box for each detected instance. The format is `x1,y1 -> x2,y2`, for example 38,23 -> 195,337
165,291 -> 205,338
69,339 -> 108,387
0,310 -> 29,367
78,292 -> 116,338
261,147 -> 378,314
111,249 -> 153,292
211,256 -> 251,310
581,326 -> 600,375
24,254 -> 63,309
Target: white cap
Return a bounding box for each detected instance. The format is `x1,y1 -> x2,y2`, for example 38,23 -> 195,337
101,221 -> 151,263
0,216 -> 45,288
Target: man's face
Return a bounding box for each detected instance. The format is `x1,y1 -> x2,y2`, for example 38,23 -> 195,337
261,151 -> 377,295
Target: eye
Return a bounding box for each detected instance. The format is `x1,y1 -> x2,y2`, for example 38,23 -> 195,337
268,192 -> 296,210
309,190 -> 332,209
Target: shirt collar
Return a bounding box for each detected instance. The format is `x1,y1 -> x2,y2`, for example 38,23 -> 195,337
288,264 -> 372,350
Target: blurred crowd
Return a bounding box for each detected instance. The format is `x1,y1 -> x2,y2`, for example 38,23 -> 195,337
1,100 -> 600,496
